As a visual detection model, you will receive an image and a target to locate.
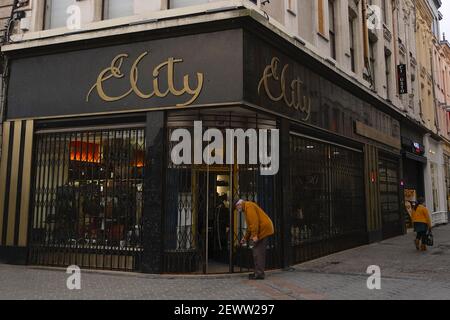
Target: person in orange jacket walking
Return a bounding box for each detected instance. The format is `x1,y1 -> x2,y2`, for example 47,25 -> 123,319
235,199 -> 274,280
411,197 -> 432,251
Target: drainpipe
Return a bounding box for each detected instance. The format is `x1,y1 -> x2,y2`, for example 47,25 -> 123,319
430,46 -> 441,133
0,0 -> 20,125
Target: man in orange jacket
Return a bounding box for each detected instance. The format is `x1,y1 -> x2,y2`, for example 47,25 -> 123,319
236,199 -> 274,280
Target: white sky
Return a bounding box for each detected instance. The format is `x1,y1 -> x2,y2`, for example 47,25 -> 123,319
441,1 -> 450,40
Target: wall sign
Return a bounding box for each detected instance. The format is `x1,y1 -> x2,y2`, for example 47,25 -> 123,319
257,57 -> 311,121
6,29 -> 243,119
397,64 -> 408,94
86,52 -> 204,107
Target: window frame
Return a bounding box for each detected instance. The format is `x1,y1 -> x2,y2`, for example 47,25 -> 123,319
168,0 -> 210,9
44,0 -> 77,30
102,0 -> 135,20
328,0 -> 336,60
349,16 -> 356,72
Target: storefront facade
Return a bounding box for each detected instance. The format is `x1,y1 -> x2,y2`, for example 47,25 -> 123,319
400,121 -> 426,229
423,134 -> 448,226
0,16 -> 404,273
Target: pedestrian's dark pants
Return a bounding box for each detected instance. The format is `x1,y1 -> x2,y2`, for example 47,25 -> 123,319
414,222 -> 428,243
252,237 -> 268,278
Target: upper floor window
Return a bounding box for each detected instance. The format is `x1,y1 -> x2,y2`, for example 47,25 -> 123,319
328,0 -> 336,60
381,0 -> 386,24
287,0 -> 296,13
170,0 -> 209,9
385,51 -> 392,100
369,41 -> 376,88
45,0 -> 77,29
349,16 -> 356,72
104,0 -> 134,19
318,0 -> 325,35
104,0 -> 160,19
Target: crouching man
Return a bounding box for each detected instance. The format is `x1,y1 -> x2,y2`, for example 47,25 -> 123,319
236,199 -> 274,280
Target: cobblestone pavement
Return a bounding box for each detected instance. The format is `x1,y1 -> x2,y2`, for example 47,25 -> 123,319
1,224 -> 450,300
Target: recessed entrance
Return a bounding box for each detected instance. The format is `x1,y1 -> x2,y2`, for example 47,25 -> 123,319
163,109 -> 280,274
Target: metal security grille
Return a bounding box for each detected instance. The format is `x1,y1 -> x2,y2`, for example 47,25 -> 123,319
289,134 -> 366,264
29,127 -> 145,271
379,157 -> 402,239
164,111 -> 279,273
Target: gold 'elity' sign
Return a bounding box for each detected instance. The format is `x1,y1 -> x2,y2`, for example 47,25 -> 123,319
258,57 -> 311,121
86,52 -> 204,107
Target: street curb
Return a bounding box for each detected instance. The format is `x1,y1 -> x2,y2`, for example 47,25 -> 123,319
26,265 -> 288,280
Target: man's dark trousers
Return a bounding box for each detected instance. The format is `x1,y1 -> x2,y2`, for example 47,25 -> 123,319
252,238 -> 268,277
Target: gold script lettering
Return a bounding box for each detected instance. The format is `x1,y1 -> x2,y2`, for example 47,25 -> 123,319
258,57 -> 311,121
86,52 -> 204,107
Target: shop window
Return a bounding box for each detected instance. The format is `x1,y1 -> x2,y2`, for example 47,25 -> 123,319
170,0 -> 209,9
29,128 -> 145,271
289,134 -> 365,256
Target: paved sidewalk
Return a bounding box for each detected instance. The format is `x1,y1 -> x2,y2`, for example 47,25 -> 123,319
1,224 -> 450,300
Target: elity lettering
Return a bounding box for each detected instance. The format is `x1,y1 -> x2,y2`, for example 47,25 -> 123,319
258,57 -> 311,121
86,52 -> 204,107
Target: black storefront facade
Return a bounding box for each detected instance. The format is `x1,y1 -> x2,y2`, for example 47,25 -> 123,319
400,120 -> 427,229
0,16 -> 404,274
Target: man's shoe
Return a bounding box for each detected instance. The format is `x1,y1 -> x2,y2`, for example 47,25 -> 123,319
248,273 -> 265,280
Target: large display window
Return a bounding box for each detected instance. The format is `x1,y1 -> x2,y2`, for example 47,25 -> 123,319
29,127 -> 145,271
289,134 -> 366,263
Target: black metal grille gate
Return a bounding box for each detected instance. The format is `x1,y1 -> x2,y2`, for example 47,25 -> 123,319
28,127 -> 145,271
379,156 -> 402,239
289,134 -> 366,264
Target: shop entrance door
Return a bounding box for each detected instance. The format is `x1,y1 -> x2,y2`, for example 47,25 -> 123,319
164,162 -> 262,274
194,165 -> 234,274
379,157 -> 403,239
